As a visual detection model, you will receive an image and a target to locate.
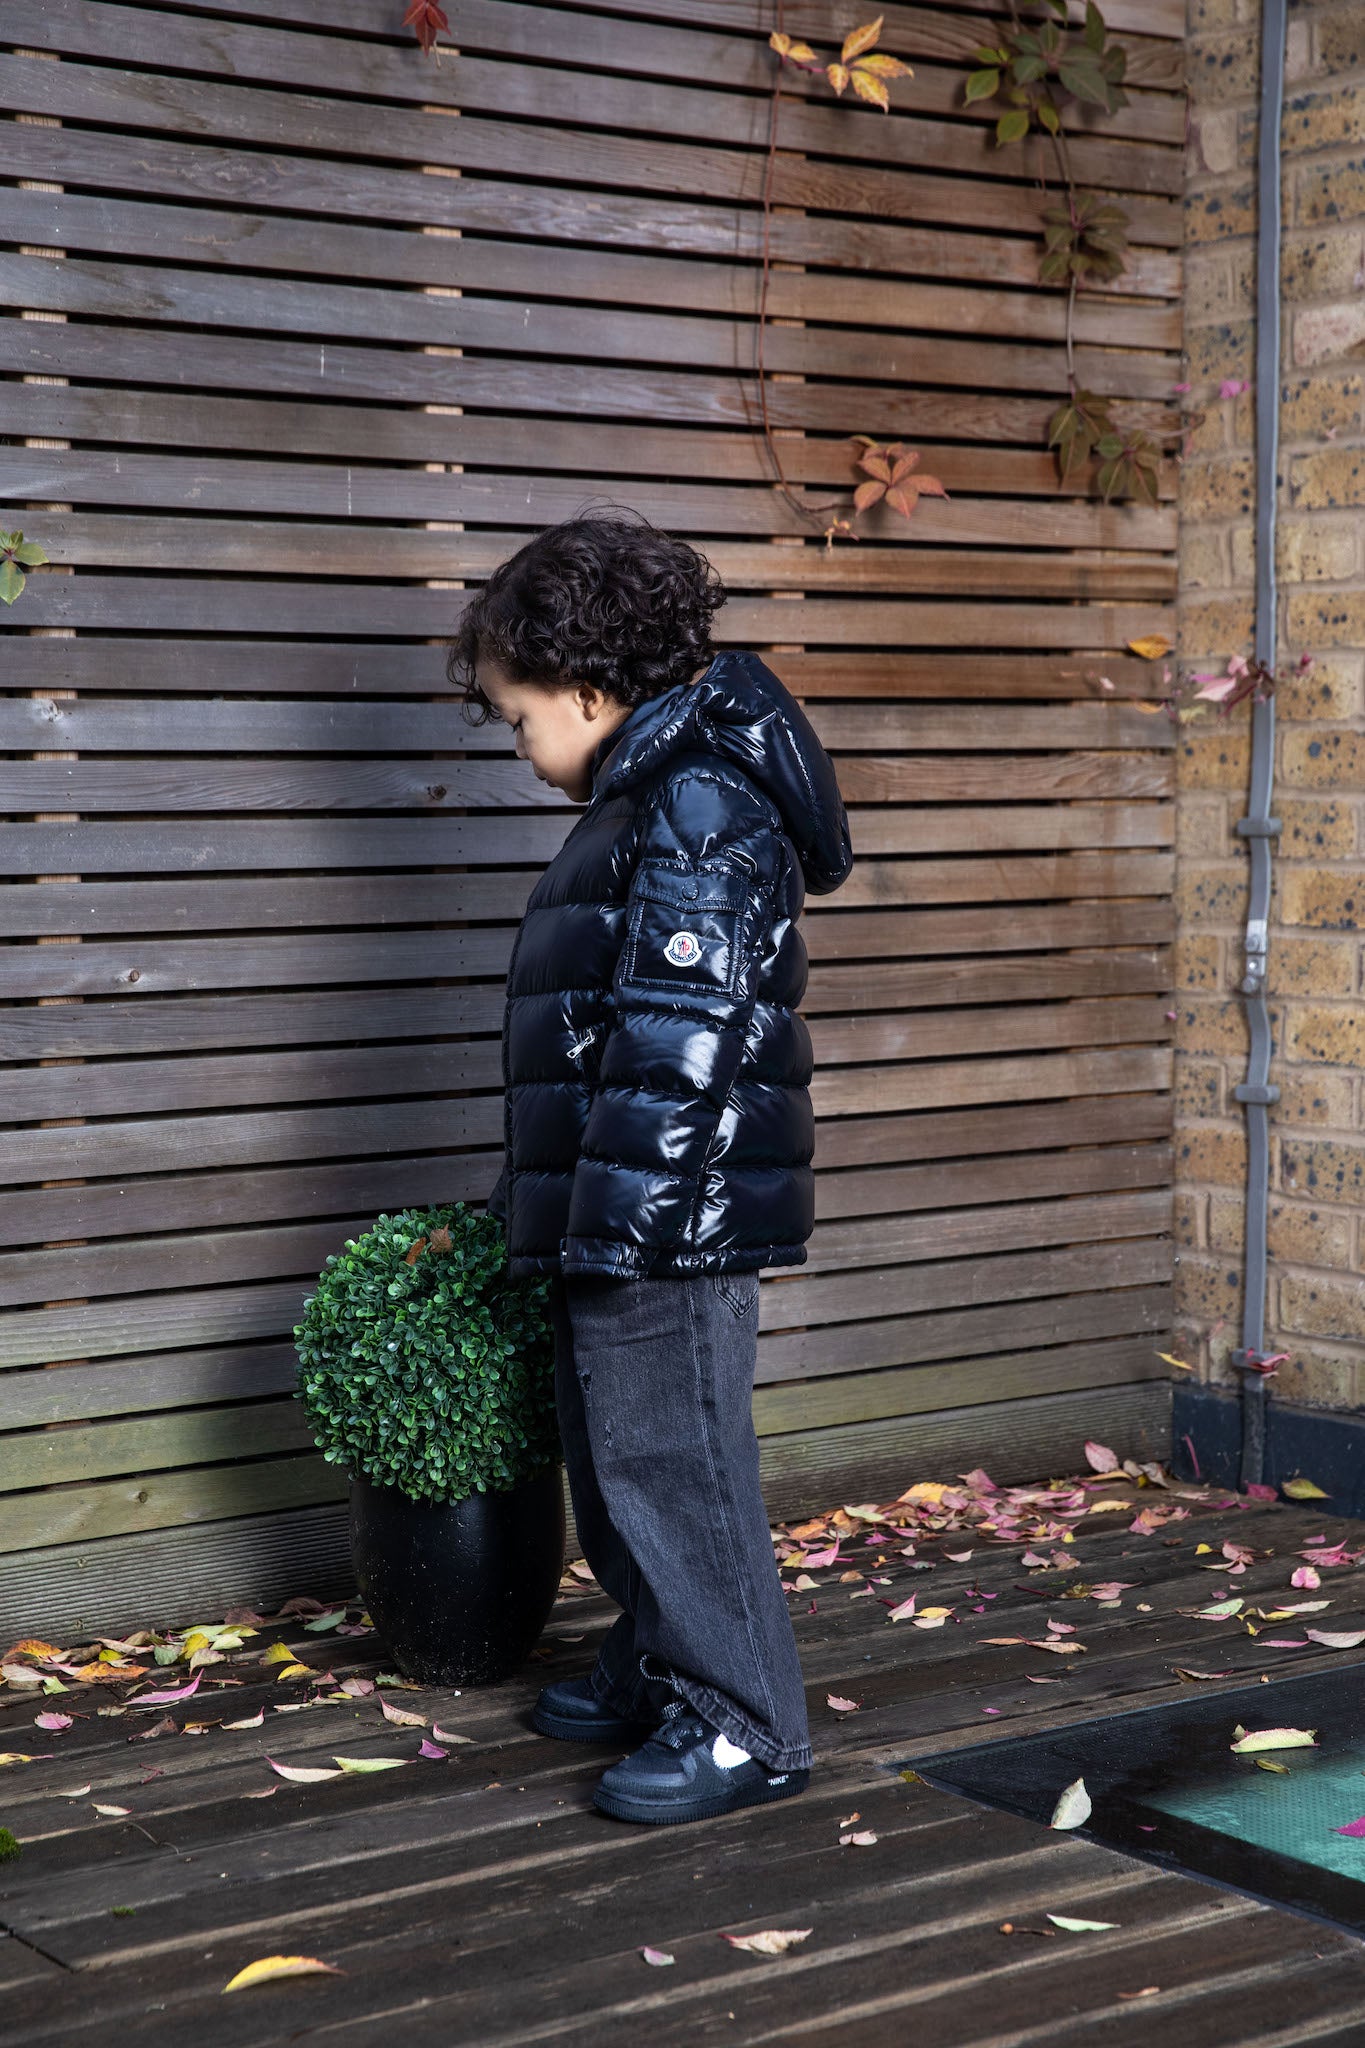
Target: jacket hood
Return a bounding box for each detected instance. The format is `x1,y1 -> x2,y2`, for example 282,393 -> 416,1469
589,651 -> 853,895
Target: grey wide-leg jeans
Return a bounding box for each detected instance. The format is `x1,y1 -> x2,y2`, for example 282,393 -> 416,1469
546,1268 -> 813,1773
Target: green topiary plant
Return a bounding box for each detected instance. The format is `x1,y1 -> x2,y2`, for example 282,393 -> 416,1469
293,1203 -> 558,1504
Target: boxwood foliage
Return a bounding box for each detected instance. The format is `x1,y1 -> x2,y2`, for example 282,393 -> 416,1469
294,1203 -> 559,1504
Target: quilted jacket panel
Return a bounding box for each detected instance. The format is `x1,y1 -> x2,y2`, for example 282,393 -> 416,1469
488,651 -> 854,1278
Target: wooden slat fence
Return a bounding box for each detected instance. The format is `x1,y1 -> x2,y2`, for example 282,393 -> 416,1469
1,0 -> 1182,1636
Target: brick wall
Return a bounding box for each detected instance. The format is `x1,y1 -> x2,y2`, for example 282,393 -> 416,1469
1177,0 -> 1365,1410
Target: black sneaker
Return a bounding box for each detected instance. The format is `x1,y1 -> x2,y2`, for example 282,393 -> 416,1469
592,1699 -> 810,1825
531,1674 -> 659,1745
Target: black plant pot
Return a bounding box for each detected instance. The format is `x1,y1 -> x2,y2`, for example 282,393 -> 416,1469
349,1461 -> 566,1687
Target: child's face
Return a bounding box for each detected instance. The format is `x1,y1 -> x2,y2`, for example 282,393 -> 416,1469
477,657 -> 632,805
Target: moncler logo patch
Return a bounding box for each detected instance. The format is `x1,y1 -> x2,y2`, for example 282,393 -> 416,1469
663,929 -> 704,967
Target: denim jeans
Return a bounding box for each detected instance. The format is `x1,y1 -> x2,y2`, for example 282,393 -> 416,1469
546,1269 -> 814,1773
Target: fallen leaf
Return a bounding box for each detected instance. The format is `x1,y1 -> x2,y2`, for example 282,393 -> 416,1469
224,1709 -> 265,1729
1282,1478 -> 1329,1500
93,1802 -> 131,1816
34,1712 -> 73,1732
1046,1914 -> 1117,1932
1332,1816 -> 1365,1839
222,1954 -> 344,1993
1118,1986 -> 1161,1999
379,1699 -> 428,1728
1230,1727 -> 1317,1754
1127,634 -> 1173,660
1306,1629 -> 1365,1649
1084,1440 -> 1120,1473
826,1695 -> 861,1713
1050,1778 -> 1092,1830
839,1829 -> 878,1845
1292,1566 -> 1322,1590
265,1757 -> 343,1783
1255,1758 -> 1290,1774
331,1756 -> 407,1774
721,1928 -> 813,1956
886,1595 -> 918,1622
1173,1667 -> 1236,1682
641,1946 -> 675,1966
431,1723 -> 473,1744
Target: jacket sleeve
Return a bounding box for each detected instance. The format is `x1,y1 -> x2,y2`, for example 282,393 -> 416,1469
561,787 -> 778,1279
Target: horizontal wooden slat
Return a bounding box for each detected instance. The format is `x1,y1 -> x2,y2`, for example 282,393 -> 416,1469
0,1152 -> 1171,1314
0,254 -> 1178,403
0,384 -> 1179,506
3,186 -> 1183,353
0,696 -> 1173,758
0,317 -> 1177,442
0,637 -> 1173,700
0,1234 -> 1169,1373
1,996 -> 1169,1130
0,1308 -> 1171,1492
12,516 -> 1180,602
0,1098 -> 1171,1249
0,47 -> 1183,245
0,759 -> 1172,819
17,0 -> 1187,160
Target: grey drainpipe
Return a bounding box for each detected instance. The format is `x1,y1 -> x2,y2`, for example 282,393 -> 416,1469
1227,0 -> 1287,1486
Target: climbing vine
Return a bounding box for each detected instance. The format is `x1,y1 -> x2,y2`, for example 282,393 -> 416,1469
398,3 -> 1169,539
0,530 -> 47,607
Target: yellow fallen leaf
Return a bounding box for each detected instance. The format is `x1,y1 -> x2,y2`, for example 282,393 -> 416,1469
274,1663 -> 314,1682
0,1754 -> 38,1766
331,1756 -> 407,1774
1255,1757 -> 1290,1773
721,1928 -> 813,1956
1127,634 -> 1173,660
1230,1727 -> 1317,1754
897,1482 -> 952,1505
262,1642 -> 299,1665
1281,1478 -> 1329,1500
222,1954 -> 345,1993
1156,1351 -> 1193,1371
1081,1500 -> 1133,1514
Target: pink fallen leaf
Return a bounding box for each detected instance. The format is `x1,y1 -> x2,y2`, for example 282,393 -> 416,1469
1292,1566 -> 1321,1590
1084,1441 -> 1119,1474
93,1802 -> 132,1817
34,1712 -> 73,1732
337,1677 -> 375,1697
943,1550 -> 973,1563
431,1723 -> 473,1745
1306,1628 -> 1365,1650
224,1708 -> 265,1730
1246,1483 -> 1278,1500
839,1829 -> 878,1846
129,1673 -> 202,1709
804,1541 -> 841,1569
1089,1583 -> 1134,1602
265,1755 -> 343,1782
379,1698 -> 427,1728
826,1694 -> 861,1713
1332,1816 -> 1365,1839
641,1946 -> 675,1966
418,1739 -> 448,1759
886,1595 -> 918,1622
1259,1638 -> 1310,1648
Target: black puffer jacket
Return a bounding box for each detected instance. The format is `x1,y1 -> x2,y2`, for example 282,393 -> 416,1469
488,650 -> 853,1279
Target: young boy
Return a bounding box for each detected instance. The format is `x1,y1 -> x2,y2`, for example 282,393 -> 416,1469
449,512 -> 853,1826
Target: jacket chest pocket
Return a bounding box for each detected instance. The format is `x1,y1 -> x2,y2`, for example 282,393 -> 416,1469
620,860 -> 754,1000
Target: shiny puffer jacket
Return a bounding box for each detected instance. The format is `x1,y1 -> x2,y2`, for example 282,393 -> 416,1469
487,650 -> 854,1279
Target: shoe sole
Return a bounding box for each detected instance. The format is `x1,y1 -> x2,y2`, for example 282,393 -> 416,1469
592,1767 -> 810,1825
530,1705 -> 658,1744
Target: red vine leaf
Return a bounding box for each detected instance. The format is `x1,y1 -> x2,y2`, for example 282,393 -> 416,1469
853,443 -> 948,521
402,0 -> 450,57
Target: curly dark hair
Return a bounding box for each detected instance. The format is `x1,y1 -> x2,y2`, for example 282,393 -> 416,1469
446,511 -> 726,723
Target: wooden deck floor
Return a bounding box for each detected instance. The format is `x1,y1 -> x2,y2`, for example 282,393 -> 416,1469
4,1484 -> 1365,2045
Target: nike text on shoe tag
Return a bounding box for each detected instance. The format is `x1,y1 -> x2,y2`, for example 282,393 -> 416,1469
663,929 -> 704,968
711,1731 -> 752,1769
